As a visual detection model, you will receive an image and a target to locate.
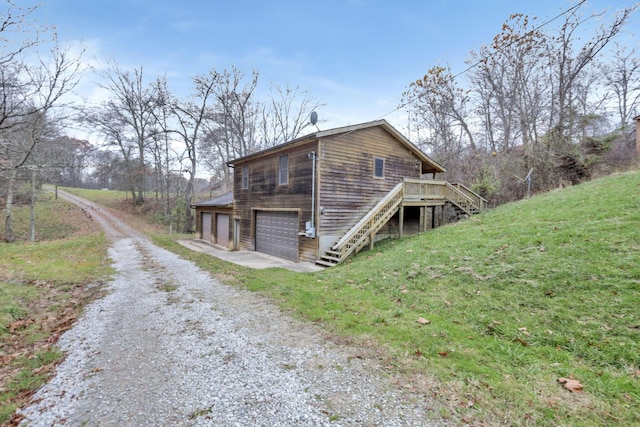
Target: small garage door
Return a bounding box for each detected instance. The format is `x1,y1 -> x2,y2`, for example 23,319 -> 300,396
216,213 -> 229,247
255,211 -> 299,261
201,212 -> 212,242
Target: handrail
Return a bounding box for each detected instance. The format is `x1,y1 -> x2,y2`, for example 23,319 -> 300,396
444,182 -> 477,214
332,182 -> 403,255
451,182 -> 487,210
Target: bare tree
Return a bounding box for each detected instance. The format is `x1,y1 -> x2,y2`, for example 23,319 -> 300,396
92,65 -> 162,204
198,67 -> 260,189
402,65 -> 475,171
163,72 -> 218,232
546,4 -> 637,146
601,43 -> 640,131
469,14 -> 548,154
259,83 -> 324,147
1,2 -> 85,241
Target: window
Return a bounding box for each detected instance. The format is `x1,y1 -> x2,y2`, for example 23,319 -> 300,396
241,165 -> 249,189
279,154 -> 289,185
374,157 -> 385,178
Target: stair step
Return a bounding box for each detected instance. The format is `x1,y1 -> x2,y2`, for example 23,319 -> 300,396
322,252 -> 341,260
321,255 -> 342,264
315,259 -> 338,267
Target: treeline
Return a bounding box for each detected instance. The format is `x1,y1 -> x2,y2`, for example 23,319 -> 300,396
402,3 -> 639,205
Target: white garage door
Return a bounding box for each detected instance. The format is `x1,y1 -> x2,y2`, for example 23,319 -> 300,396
255,211 -> 299,261
216,213 -> 229,247
201,212 -> 212,242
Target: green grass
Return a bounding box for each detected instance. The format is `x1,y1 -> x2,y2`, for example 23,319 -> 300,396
61,187 -> 132,205
0,195 -> 112,425
0,192 -> 92,242
153,170 -> 640,426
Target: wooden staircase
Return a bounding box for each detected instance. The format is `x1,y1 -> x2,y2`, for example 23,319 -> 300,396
316,179 -> 486,267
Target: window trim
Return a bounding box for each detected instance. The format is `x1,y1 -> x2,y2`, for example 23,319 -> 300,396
373,156 -> 385,179
241,164 -> 249,189
278,154 -> 289,185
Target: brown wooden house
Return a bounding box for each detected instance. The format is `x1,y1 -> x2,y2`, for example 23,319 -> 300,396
225,119 -> 486,266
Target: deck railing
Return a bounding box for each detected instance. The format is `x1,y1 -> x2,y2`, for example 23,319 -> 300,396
403,178 -> 484,215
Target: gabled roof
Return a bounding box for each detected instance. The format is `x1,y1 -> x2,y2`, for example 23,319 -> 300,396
194,192 -> 233,207
227,119 -> 446,174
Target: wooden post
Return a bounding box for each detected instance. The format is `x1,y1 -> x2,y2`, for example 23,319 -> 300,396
422,206 -> 427,232
369,219 -> 375,250
399,205 -> 404,238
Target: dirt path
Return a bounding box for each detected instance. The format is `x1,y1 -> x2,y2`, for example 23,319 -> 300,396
18,191 -> 439,426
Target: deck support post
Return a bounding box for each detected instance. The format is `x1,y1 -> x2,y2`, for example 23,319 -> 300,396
399,205 -> 404,238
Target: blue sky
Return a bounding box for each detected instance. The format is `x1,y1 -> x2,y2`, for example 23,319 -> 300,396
35,0 -> 640,134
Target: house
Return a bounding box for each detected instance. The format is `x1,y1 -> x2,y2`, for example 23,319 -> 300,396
209,119 -> 485,266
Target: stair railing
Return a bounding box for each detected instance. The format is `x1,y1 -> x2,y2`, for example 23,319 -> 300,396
450,182 -> 487,211
331,182 -> 404,261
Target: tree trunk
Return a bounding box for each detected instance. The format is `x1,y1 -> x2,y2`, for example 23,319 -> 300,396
183,174 -> 194,233
30,169 -> 37,242
4,169 -> 17,242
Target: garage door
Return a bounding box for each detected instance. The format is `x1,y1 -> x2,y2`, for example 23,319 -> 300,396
201,212 -> 212,242
255,211 -> 299,261
216,213 -> 229,247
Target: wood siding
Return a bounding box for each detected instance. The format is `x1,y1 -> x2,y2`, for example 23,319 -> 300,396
317,127 -> 422,240
233,141 -> 319,262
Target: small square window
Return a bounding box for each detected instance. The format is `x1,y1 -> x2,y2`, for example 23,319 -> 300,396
241,165 -> 249,189
374,157 -> 385,178
279,154 -> 289,185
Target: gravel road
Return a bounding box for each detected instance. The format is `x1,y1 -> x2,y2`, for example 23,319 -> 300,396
18,191 -> 442,426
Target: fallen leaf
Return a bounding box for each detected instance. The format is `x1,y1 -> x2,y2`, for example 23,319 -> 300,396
443,300 -> 451,306
406,249 -> 414,253
417,318 -> 431,325
558,377 -> 583,393
513,338 -> 529,346
438,351 -> 449,357
518,327 -> 530,336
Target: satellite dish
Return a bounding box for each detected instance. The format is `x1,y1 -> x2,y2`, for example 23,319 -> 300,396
310,111 -> 318,125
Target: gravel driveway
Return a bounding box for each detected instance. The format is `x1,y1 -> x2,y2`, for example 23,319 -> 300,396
18,191 -> 441,426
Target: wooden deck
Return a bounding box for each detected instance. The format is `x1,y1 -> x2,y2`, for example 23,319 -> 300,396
316,179 -> 487,266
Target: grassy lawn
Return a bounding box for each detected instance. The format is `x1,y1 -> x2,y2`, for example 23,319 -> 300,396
0,192 -> 112,425
154,170 -> 640,426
